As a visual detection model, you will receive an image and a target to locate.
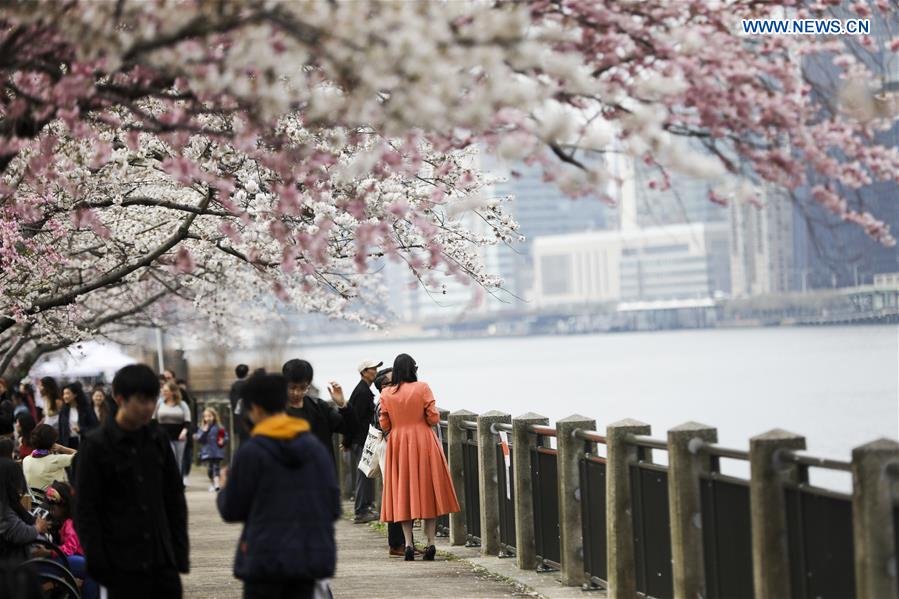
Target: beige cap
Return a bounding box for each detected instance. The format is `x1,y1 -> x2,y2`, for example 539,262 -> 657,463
357,359 -> 383,373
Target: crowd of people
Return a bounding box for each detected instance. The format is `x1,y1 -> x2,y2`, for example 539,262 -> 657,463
0,352 -> 459,599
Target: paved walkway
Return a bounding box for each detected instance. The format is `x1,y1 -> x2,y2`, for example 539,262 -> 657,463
180,473 -> 547,598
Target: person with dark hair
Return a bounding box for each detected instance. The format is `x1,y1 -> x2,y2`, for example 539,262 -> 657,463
0,438 -> 13,460
176,378 -> 198,483
41,480 -> 99,599
229,364 -> 251,445
14,412 -> 36,459
281,358 -> 358,459
379,353 -> 459,561
0,415 -> 12,444
217,372 -> 339,599
38,377 -> 62,430
90,387 -> 111,424
17,382 -> 37,421
21,424 -> 76,490
59,382 -> 99,450
0,459 -> 49,562
153,381 -> 192,480
74,363 -> 189,599
373,367 -> 415,557
345,359 -> 382,523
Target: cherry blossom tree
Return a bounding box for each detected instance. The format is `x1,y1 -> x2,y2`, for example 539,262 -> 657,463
0,0 -> 896,376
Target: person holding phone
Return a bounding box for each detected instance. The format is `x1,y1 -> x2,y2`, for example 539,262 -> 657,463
281,359 -> 358,461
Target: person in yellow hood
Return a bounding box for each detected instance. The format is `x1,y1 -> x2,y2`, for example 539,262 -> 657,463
217,373 -> 340,599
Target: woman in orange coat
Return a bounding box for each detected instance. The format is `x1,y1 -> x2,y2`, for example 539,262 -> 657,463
379,353 -> 459,561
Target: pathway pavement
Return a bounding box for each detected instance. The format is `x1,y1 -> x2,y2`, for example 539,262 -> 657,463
180,473 -> 600,598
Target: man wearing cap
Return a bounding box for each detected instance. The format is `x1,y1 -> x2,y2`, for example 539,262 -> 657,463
345,359 -> 382,523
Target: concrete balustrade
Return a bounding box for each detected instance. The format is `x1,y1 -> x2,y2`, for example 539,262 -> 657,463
605,418 -> 651,599
749,429 -> 806,599
511,412 -> 549,570
852,438 -> 899,599
426,410 -> 888,597
476,411 -> 511,556
556,414 -> 596,586
667,422 -> 717,599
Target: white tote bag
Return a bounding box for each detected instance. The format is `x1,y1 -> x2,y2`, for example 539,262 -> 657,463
357,425 -> 385,479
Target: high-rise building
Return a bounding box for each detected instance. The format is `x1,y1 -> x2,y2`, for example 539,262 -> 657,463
729,187 -> 796,296
532,222 -> 730,306
487,160 -> 608,305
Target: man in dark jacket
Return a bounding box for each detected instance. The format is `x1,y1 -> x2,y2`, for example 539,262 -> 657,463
345,359 -> 381,523
229,364 -> 250,444
217,372 -> 339,599
74,364 -> 188,599
281,359 -> 358,462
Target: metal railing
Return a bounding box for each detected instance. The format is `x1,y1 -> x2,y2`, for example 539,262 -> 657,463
460,419 -> 481,546
626,435 -> 673,599
781,452 -> 856,599
406,413 -> 895,598
529,424 -> 560,571
494,422 -> 516,557
576,429 -> 608,587
698,443 -> 753,599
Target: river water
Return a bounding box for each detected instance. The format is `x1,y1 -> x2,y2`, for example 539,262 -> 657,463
294,325 -> 897,490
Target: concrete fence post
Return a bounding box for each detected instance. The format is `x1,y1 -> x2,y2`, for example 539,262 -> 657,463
852,438 -> 899,599
448,409 -> 477,546
477,411 -> 511,556
557,414 -> 596,586
667,422 -> 717,599
512,412 -> 549,570
749,429 -> 806,599
606,418 -> 651,599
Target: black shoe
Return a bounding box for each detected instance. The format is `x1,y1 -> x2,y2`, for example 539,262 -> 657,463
404,546 -> 414,561
423,545 -> 436,561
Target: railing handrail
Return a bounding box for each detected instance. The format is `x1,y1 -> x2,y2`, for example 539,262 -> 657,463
528,424 -> 557,437
781,450 -> 852,472
494,422 -> 514,433
574,429 -> 607,444
459,420 -> 478,431
627,434 -> 667,450
703,443 -> 750,461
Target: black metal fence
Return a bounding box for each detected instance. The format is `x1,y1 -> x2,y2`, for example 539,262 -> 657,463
700,473 -> 753,599
495,442 -> 516,556
580,455 -> 607,584
437,421 -> 450,536
630,447 -> 673,599
531,427 -> 561,570
462,425 -> 481,545
785,485 -> 855,598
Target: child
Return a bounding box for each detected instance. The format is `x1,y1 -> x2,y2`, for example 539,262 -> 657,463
44,481 -> 99,599
217,373 -> 340,599
195,407 -> 228,492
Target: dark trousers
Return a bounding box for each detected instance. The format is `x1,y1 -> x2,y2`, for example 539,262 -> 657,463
388,521 -> 406,549
350,445 -> 374,516
182,434 -> 193,477
104,568 -> 182,599
205,458 -> 222,481
244,579 -> 314,599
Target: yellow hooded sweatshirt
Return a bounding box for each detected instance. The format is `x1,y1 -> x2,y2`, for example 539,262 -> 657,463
251,413 -> 310,440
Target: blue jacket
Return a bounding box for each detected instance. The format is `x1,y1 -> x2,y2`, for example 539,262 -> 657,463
216,414 -> 339,582
195,424 -> 228,461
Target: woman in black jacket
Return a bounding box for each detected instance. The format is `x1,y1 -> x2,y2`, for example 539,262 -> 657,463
0,459 -> 49,562
58,383 -> 99,450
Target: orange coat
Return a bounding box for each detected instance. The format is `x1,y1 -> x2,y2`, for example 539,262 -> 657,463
378,381 -> 460,521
